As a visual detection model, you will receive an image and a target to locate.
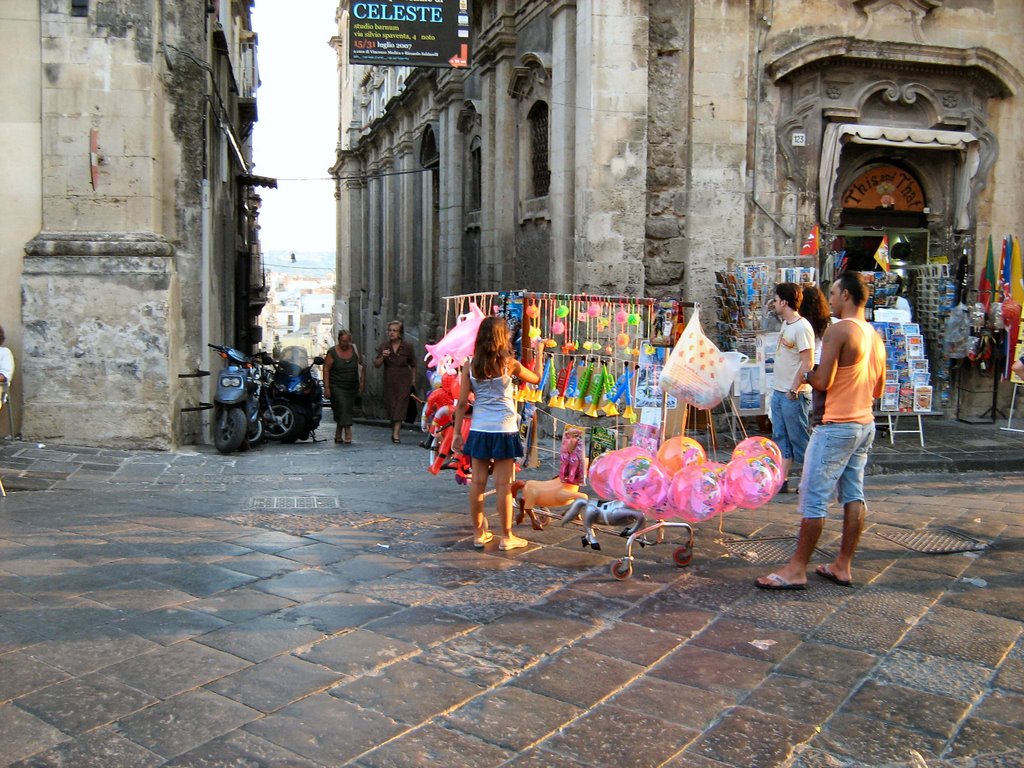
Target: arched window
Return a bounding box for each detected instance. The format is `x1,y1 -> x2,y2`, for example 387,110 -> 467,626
420,126 -> 439,169
528,101 -> 550,198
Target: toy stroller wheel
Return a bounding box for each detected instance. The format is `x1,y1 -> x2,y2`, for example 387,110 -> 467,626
673,545 -> 693,567
610,559 -> 633,580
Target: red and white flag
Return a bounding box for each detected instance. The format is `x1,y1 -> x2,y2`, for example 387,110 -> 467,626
799,225 -> 819,257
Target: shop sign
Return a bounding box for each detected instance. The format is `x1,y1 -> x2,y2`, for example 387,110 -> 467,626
348,0 -> 471,68
842,165 -> 925,212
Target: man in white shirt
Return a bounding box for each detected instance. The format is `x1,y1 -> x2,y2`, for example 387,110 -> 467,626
770,283 -> 814,492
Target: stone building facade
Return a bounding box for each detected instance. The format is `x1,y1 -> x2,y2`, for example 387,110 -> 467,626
332,0 -> 1023,419
1,0 -> 269,448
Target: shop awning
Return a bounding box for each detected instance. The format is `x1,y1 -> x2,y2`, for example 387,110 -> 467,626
819,124 -> 980,230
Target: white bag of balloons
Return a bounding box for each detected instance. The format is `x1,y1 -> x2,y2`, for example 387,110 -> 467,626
587,436 -> 785,522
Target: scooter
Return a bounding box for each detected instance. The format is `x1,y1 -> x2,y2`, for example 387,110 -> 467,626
263,346 -> 325,443
208,343 -> 263,454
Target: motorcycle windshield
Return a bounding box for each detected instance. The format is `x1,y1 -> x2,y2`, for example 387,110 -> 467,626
277,346 -> 310,368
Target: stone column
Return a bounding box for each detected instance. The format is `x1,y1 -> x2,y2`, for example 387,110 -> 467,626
550,0 -> 577,293
22,1 -> 189,448
489,54 -> 517,287
0,0 -> 42,437
574,0 -> 649,296
684,0 -> 750,305
437,84 -> 464,297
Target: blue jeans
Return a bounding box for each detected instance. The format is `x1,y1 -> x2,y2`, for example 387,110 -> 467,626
771,389 -> 811,465
798,421 -> 876,519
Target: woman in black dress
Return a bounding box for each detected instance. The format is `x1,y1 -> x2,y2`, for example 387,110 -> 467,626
323,330 -> 363,444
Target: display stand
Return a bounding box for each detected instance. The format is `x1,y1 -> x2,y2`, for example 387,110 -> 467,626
878,411 -> 944,446
1001,383 -> 1024,433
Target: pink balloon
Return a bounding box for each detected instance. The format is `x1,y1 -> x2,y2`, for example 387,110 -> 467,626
669,462 -> 728,522
618,456 -> 670,511
732,436 -> 783,464
725,455 -> 782,510
657,436 -> 707,475
588,452 -> 623,501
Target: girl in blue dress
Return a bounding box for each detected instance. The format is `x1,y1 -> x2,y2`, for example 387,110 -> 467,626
452,316 -> 540,550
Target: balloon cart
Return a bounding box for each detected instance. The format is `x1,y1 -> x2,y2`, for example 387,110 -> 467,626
421,292 -> 785,580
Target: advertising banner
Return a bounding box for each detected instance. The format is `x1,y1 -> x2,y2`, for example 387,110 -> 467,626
348,0 -> 471,68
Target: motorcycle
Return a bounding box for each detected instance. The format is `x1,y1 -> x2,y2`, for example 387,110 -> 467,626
263,346 -> 325,443
208,343 -> 263,454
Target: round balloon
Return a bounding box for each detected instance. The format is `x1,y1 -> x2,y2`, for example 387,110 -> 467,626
588,452 -> 623,501
657,436 -> 707,475
731,436 -> 783,464
725,455 -> 782,510
618,457 -> 669,511
669,462 -> 728,523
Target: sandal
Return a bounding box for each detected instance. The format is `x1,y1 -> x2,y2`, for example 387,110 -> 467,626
392,437 -> 401,444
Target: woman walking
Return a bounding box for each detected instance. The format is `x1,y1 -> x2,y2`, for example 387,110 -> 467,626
452,316 -> 540,551
799,285 -> 832,361
323,330 -> 363,444
373,320 -> 417,443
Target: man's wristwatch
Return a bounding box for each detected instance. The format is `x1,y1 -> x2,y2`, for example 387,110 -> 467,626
802,370 -> 812,383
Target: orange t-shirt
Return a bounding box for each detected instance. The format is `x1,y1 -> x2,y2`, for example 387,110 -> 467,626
821,319 -> 886,425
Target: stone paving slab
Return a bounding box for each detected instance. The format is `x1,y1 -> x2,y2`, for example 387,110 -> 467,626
0,430 -> 1022,766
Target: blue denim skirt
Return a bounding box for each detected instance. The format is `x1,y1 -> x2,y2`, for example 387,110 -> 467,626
463,430 -> 524,461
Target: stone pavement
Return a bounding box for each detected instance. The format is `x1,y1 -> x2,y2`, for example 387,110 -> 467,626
0,420 -> 1022,767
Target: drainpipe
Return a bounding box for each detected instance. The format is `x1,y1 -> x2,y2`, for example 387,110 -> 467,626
201,178 -> 212,444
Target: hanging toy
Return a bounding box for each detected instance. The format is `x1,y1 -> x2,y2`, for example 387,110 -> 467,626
616,331 -> 630,348
525,302 -> 540,320
555,303 -> 570,318
620,364 -> 638,422
551,319 -> 566,335
598,365 -> 619,417
549,365 -> 569,409
567,360 -> 594,411
583,362 -> 606,417
536,357 -> 553,405
615,306 -> 629,326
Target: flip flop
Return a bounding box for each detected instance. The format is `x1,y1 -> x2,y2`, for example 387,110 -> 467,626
755,573 -> 806,591
815,564 -> 853,587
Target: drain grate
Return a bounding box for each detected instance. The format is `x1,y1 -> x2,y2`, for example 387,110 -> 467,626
873,526 -> 989,554
722,536 -> 834,565
250,496 -> 339,510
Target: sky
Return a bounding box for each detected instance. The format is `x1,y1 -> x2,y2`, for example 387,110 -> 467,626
250,1 -> 339,254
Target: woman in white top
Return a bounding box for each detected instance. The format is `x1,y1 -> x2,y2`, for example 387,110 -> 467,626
452,316 -> 540,551
0,325 -> 13,387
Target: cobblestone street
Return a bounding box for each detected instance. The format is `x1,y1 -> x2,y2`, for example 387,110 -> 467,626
0,425 -> 1021,767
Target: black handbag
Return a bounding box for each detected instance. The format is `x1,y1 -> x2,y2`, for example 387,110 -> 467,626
404,388 -> 420,424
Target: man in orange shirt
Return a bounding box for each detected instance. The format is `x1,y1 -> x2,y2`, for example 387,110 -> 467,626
756,272 -> 886,590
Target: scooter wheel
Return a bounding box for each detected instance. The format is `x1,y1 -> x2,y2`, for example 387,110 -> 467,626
610,559 -> 633,581
673,545 -> 693,567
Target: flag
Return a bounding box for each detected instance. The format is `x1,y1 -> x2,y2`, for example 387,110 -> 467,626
872,235 -> 890,273
978,234 -> 995,312
1003,235 -> 1013,296
799,225 -> 819,257
1012,235 -> 1024,307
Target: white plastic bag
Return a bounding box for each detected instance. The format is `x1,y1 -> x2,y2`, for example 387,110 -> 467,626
659,310 -> 746,409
